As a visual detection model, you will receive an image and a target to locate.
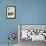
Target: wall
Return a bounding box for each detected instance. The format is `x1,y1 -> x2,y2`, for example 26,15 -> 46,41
0,0 -> 18,44
16,0 -> 46,24
0,0 -> 46,44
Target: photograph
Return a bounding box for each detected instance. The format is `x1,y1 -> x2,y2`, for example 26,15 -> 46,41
18,24 -> 46,46
6,6 -> 16,19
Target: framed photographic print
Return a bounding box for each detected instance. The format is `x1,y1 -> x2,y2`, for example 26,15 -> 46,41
6,6 -> 16,19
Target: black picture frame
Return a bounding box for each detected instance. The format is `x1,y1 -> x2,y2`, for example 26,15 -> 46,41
6,6 -> 16,19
